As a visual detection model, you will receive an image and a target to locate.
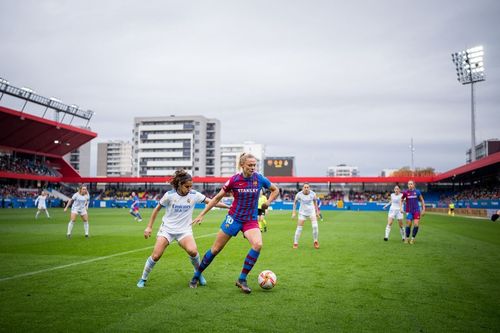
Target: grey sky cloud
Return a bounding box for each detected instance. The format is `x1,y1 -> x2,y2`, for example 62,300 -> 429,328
1,0 -> 499,176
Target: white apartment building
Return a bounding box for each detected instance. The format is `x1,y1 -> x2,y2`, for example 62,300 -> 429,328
133,116 -> 220,177
64,141 -> 91,176
220,141 -> 265,176
327,164 -> 359,177
97,141 -> 133,176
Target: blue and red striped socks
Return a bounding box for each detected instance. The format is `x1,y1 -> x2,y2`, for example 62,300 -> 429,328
194,249 -> 215,279
239,248 -> 260,281
412,226 -> 419,238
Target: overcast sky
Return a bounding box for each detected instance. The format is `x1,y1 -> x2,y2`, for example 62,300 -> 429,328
1,0 -> 499,176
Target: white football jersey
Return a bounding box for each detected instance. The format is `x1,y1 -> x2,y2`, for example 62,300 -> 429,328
36,195 -> 47,208
159,190 -> 206,233
71,192 -> 89,211
295,190 -> 317,216
389,193 -> 403,210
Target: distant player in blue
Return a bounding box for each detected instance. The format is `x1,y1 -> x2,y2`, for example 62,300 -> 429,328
129,192 -> 143,222
402,180 -> 425,244
189,153 -> 279,293
316,197 -> 324,221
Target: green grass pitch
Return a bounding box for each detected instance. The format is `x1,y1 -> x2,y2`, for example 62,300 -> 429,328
0,208 -> 499,332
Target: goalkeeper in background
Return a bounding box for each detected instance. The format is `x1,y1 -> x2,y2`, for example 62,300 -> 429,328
258,191 -> 269,232
448,201 -> 455,216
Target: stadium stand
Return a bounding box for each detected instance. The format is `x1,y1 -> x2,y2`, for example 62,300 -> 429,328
0,102 -> 498,216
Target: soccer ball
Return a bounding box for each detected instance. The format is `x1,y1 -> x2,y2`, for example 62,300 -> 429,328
258,270 -> 277,290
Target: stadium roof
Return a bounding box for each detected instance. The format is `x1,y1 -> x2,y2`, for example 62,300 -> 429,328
0,106 -> 97,157
433,151 -> 500,183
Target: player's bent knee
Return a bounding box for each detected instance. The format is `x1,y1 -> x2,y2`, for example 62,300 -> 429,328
251,241 -> 263,251
211,246 -> 222,255
151,253 -> 162,261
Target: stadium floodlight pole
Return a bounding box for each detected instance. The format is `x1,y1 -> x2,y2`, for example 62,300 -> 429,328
409,138 -> 415,176
451,45 -> 485,162
0,76 -> 94,124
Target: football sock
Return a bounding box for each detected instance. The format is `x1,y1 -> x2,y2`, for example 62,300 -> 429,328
258,220 -> 264,230
239,248 -> 260,281
83,221 -> 89,236
294,226 -> 303,244
412,226 -> 419,238
385,224 -> 391,239
194,249 -> 215,279
405,226 -> 411,238
141,256 -> 157,280
399,227 -> 405,239
189,253 -> 200,271
67,221 -> 75,235
130,211 -> 137,218
312,221 -> 319,241
35,211 -> 40,219
45,210 -> 50,218
136,213 -> 142,220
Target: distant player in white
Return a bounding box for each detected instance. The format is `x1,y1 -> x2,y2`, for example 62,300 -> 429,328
34,190 -> 50,219
64,185 -> 90,238
137,170 -> 229,288
292,183 -> 320,249
383,185 -> 405,241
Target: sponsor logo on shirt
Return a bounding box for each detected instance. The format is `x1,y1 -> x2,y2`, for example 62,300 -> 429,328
237,188 -> 259,193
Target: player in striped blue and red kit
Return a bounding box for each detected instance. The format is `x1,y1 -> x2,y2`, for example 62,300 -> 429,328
189,153 -> 279,293
402,180 -> 425,244
129,192 -> 143,222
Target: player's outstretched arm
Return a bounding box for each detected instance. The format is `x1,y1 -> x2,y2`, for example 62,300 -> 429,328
64,199 -> 73,212
263,183 -> 279,210
192,189 -> 227,225
144,204 -> 161,238
419,195 -> 426,216
291,195 -> 298,218
313,195 -> 320,217
212,198 -> 230,210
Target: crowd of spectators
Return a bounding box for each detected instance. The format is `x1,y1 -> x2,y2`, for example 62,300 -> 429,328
348,190 -> 390,203
439,188 -> 500,202
92,188 -> 162,200
0,185 -> 39,198
1,183 -> 498,204
0,155 -> 58,177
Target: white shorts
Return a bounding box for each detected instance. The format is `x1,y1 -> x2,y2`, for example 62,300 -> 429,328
71,209 -> 88,216
299,213 -> 318,222
388,208 -> 403,220
38,204 -> 47,210
157,225 -> 193,244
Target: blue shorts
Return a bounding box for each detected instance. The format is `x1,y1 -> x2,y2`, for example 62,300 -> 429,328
220,215 -> 259,237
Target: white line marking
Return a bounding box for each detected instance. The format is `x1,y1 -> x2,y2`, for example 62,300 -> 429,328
0,232 -> 217,282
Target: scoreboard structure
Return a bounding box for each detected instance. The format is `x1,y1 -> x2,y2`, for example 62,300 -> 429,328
264,157 -> 295,176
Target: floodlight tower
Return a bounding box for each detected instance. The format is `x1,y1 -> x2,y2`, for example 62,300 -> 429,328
451,45 -> 485,162
409,137 -> 415,175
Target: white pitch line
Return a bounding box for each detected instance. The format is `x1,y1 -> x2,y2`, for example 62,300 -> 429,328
0,232 -> 217,283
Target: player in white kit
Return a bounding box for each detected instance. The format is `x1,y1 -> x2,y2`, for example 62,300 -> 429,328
292,183 -> 320,249
383,185 -> 405,242
34,190 -> 50,219
137,169 -> 229,288
64,185 -> 90,238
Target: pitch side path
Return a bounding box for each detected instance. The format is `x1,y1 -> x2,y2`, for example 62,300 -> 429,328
0,209 -> 499,332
